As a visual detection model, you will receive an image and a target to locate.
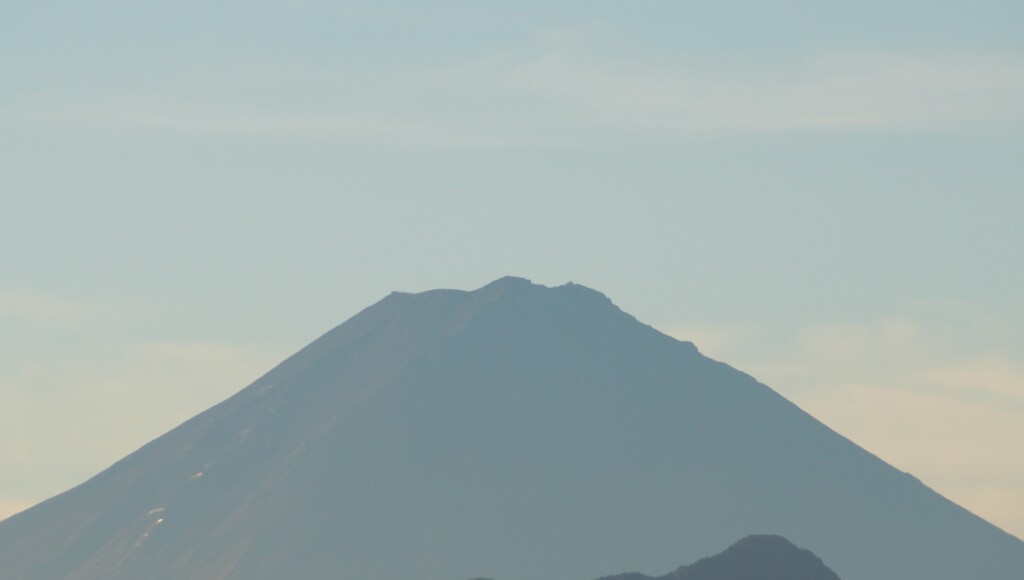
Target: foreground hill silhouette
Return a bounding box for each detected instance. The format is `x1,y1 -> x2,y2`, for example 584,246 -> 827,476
1,278 -> 1022,579
597,535 -> 840,580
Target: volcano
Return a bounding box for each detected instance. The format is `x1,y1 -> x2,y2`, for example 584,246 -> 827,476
1,277 -> 1021,579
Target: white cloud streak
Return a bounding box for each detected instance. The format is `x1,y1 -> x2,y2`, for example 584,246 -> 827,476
4,48 -> 1023,143
0,289 -> 93,322
506,52 -> 1024,132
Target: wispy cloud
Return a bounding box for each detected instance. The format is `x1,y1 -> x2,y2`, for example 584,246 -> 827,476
921,356 -> 1024,406
2,100 -> 531,147
505,51 -> 1024,132
6,41 -> 1023,144
0,289 -> 93,322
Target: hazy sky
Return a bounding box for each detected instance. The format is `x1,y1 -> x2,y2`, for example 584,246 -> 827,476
2,1 -> 1023,538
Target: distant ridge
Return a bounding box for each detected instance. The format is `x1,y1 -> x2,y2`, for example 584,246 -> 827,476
1,277 -> 1022,579
597,535 -> 841,580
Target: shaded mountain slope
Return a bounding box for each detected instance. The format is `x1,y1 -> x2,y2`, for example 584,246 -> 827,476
1,277 -> 1022,580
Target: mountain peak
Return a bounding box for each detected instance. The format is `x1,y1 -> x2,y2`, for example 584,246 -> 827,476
661,534 -> 841,580
597,535 -> 841,580
477,275 -> 608,297
470,276 -> 617,311
384,276 -> 610,307
729,534 -> 800,551
481,275 -> 535,288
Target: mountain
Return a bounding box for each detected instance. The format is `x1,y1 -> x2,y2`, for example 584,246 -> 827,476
0,277 -> 1022,579
598,535 -> 841,580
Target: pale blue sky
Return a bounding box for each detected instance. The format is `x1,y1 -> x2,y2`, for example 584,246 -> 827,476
2,1 -> 1023,536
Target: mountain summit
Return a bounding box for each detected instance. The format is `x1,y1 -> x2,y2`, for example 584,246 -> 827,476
1,278 -> 1022,579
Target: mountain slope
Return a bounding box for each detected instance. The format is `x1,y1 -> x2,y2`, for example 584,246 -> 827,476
1,277 -> 1022,579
